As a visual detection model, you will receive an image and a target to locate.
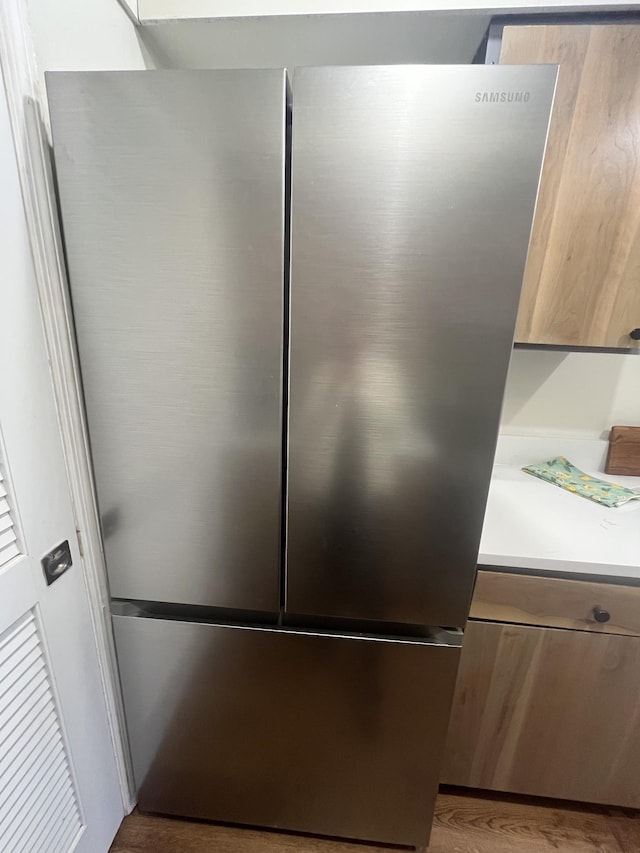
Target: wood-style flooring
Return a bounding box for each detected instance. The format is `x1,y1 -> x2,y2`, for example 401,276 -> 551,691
110,789 -> 640,853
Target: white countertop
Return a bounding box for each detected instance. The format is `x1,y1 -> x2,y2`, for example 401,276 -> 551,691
479,435 -> 640,581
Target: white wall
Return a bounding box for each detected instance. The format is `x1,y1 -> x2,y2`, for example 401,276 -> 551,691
139,0 -> 640,20
501,350 -> 640,439
27,0 -> 150,94
24,0 -> 154,139
138,13 -> 489,69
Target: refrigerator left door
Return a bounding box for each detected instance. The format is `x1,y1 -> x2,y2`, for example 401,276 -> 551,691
47,71 -> 287,611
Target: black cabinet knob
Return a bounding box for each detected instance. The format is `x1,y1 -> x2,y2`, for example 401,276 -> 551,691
592,606 -> 611,624
630,328 -> 640,340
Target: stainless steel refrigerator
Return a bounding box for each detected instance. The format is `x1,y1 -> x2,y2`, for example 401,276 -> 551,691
47,65 -> 556,848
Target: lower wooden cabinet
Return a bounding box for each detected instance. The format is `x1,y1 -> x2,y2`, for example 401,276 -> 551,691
442,619 -> 640,808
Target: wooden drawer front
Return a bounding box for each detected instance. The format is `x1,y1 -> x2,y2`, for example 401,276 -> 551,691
471,571 -> 640,637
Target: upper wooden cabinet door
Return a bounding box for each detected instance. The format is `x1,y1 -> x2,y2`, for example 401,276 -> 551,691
500,25 -> 640,348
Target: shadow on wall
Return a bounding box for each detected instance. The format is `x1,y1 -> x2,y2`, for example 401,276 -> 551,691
501,349 -> 640,439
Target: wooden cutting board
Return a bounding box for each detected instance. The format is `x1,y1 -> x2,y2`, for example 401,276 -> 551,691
605,426 -> 640,476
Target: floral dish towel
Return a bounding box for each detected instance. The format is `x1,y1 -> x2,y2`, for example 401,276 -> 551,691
522,456 -> 640,508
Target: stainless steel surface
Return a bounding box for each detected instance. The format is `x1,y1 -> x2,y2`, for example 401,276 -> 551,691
47,71 -> 286,611
113,612 -> 460,847
287,65 -> 556,627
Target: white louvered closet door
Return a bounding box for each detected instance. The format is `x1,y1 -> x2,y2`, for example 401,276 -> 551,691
0,464 -> 21,568
0,64 -> 124,853
0,611 -> 82,852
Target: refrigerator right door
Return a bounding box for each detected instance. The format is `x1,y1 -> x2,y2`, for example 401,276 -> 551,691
287,65 -> 556,628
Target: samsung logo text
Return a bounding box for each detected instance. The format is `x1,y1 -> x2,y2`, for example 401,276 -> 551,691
475,91 -> 531,103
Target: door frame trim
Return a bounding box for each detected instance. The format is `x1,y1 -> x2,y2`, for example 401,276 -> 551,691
0,0 -> 135,810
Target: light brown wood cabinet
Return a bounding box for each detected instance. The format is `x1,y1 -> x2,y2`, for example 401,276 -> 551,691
442,571 -> 640,807
498,24 -> 640,349
470,569 -> 640,637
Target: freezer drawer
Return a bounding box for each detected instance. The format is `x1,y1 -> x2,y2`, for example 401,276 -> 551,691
286,65 -> 556,627
113,613 -> 460,847
47,70 -> 286,612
